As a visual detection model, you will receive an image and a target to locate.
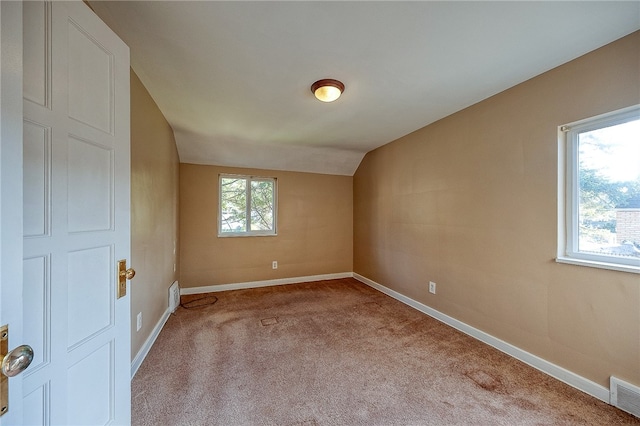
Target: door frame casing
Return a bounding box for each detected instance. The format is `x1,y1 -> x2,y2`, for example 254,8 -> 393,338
0,1 -> 25,424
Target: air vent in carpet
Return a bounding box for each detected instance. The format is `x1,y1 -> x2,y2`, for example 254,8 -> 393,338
610,376 -> 640,418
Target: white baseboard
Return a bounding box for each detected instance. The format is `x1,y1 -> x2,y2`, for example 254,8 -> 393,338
180,272 -> 353,295
353,273 -> 610,403
131,307 -> 171,379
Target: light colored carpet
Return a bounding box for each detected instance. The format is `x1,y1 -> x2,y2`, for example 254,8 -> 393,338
132,278 -> 639,425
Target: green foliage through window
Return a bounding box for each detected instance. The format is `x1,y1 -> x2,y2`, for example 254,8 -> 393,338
220,175 -> 276,235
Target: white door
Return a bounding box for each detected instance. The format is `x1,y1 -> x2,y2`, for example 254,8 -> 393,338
21,1 -> 131,424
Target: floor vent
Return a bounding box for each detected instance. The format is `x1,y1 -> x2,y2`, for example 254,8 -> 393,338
611,376 -> 640,418
169,281 -> 180,313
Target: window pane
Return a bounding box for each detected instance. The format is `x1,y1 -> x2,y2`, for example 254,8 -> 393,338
250,180 -> 274,231
220,177 -> 247,232
577,118 -> 640,258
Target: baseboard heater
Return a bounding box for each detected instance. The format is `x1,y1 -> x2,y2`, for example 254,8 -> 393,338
610,376 -> 640,418
169,281 -> 180,313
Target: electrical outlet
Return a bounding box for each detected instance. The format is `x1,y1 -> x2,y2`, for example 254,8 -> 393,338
136,312 -> 142,331
429,281 -> 436,294
272,261 -> 278,269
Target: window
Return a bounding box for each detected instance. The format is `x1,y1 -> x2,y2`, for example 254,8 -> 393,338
558,106 -> 640,273
219,174 -> 277,236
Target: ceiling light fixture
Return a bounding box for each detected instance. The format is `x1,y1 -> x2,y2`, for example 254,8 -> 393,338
311,79 -> 345,103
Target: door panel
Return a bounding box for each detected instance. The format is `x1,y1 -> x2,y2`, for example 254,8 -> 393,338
67,136 -> 113,233
23,384 -> 49,426
22,1 -> 50,108
67,20 -> 113,134
22,256 -> 50,372
23,120 -> 51,238
67,246 -> 113,348
67,342 -> 112,425
22,1 -> 131,424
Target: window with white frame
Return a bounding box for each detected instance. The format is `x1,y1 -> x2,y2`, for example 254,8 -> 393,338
559,106 -> 640,272
219,174 -> 277,236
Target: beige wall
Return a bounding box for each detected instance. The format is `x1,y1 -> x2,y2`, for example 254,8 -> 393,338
353,31 -> 640,388
131,70 -> 180,359
180,164 -> 352,288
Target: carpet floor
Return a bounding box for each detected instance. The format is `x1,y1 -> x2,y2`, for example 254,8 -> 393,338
132,278 -> 639,425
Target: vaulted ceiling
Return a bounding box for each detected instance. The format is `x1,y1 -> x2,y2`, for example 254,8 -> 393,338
90,1 -> 640,175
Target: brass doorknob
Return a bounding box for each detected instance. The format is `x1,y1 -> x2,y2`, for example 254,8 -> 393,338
119,267 -> 135,280
124,268 -> 135,280
1,345 -> 34,378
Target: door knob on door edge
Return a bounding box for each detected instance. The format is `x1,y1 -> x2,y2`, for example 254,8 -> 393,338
1,325 -> 34,416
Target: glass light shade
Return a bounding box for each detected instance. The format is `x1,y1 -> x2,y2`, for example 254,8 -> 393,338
311,79 -> 345,103
314,85 -> 342,102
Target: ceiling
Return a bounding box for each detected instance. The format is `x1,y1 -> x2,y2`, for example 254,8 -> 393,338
89,1 -> 640,176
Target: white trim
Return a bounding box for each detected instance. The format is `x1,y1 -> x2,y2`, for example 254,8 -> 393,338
559,105 -> 640,272
131,307 -> 171,378
180,272 -> 353,295
352,273 -> 610,403
556,256 -> 640,274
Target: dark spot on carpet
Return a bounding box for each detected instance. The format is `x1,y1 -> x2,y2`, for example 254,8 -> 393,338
261,317 -> 278,326
512,397 -> 537,410
466,370 -> 502,392
180,294 -> 218,309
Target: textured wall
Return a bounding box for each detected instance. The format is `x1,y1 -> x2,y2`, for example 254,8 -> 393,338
180,164 -> 352,288
353,32 -> 640,388
130,70 -> 180,360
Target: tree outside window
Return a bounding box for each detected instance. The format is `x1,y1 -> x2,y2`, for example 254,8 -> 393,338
577,118 -> 640,258
219,175 -> 276,236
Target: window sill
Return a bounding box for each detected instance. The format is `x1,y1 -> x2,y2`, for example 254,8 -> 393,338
556,256 -> 640,274
218,232 -> 277,238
